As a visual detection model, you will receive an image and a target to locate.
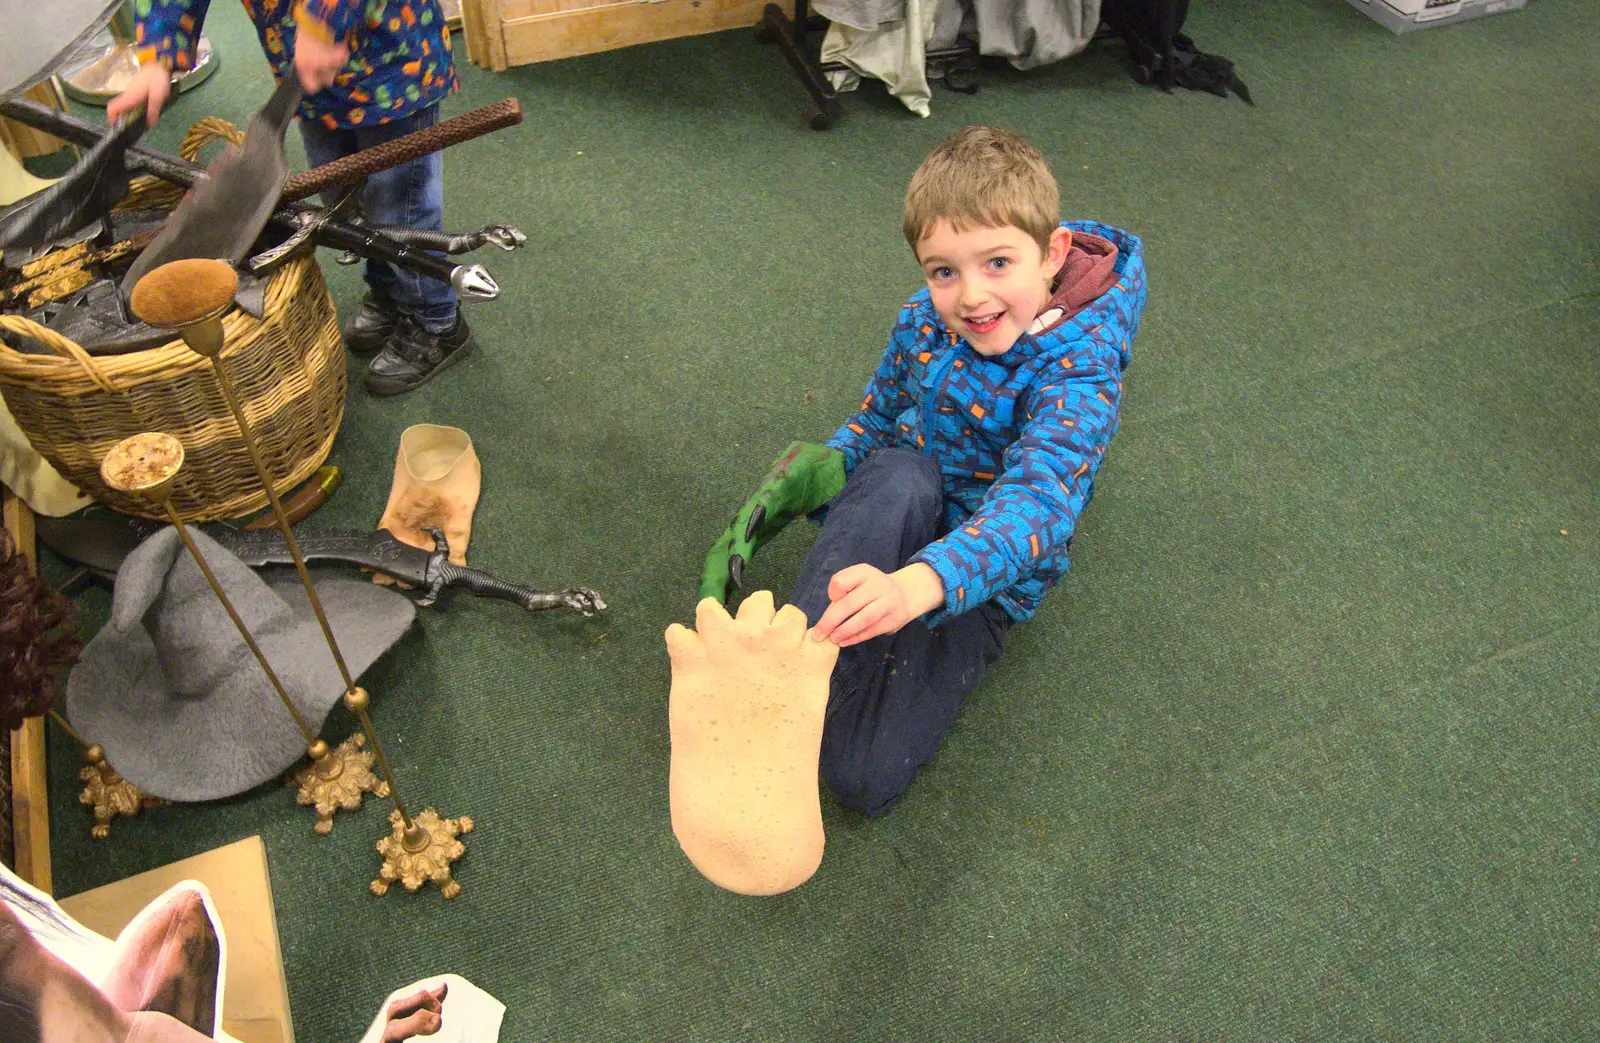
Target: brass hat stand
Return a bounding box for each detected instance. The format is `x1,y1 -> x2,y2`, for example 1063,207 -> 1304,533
98,432 -> 344,798
126,259 -> 471,897
48,707 -> 161,838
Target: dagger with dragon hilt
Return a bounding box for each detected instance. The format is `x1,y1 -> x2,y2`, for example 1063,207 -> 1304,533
36,516 -> 607,617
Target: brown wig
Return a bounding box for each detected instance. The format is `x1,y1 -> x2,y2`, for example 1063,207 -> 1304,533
0,528 -> 81,731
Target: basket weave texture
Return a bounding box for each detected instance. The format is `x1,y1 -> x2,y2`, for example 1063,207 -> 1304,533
0,120 -> 346,522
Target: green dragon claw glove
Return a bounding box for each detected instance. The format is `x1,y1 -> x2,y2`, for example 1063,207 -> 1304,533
698,441 -> 847,603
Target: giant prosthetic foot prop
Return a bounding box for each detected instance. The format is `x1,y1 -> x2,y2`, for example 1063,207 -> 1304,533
374,424 -> 480,586
665,592 -> 839,895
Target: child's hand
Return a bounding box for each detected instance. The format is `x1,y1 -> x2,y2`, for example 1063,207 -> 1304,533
292,28 -> 350,93
106,63 -> 172,128
810,563 -> 944,647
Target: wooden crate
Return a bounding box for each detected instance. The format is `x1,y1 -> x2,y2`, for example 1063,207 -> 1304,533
460,0 -> 767,69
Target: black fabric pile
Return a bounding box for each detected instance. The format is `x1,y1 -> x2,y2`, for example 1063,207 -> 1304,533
1099,0 -> 1252,104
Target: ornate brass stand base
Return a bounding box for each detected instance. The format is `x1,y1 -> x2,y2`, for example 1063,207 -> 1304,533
77,763 -> 164,839
284,733 -> 389,834
371,808 -> 474,898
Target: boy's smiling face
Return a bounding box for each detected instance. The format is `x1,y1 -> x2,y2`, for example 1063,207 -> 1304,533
916,219 -> 1070,357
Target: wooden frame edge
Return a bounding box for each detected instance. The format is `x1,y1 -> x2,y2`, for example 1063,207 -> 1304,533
495,0 -> 769,67
4,490 -> 52,893
460,0 -> 510,71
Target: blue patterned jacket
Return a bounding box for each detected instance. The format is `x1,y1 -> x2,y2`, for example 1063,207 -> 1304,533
826,220 -> 1145,625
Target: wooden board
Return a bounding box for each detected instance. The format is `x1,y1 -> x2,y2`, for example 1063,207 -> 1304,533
461,0 -> 766,69
61,836 -> 296,1043
3,489 -> 51,893
460,0 -> 508,71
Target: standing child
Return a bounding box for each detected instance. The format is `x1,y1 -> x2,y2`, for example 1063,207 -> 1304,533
107,0 -> 473,396
701,126 -> 1147,816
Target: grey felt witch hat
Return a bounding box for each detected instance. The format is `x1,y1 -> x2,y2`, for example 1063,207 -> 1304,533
64,527 -> 415,802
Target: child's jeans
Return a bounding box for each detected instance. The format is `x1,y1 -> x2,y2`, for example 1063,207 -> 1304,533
791,447 -> 1013,817
299,104 -> 459,333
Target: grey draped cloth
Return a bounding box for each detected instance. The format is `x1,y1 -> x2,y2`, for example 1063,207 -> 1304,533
817,0 -> 1100,116
0,0 -> 123,101
967,0 -> 1102,69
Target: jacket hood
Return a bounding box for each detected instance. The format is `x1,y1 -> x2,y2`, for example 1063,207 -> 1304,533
987,220 -> 1145,370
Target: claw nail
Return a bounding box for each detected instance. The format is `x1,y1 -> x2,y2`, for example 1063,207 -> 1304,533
745,505 -> 767,542
729,554 -> 745,590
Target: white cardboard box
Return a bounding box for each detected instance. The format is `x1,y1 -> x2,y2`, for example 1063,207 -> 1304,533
1344,0 -> 1526,33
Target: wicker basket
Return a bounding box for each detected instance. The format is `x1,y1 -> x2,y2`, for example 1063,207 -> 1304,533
0,120 -> 346,522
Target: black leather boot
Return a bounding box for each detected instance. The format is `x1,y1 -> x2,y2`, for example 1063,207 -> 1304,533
364,314 -> 475,396
343,295 -> 400,355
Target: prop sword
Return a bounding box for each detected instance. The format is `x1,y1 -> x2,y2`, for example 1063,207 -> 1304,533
0,96 -> 521,300
0,115 -> 146,259
0,95 -> 524,210
37,516 -> 607,616
118,75 -> 304,297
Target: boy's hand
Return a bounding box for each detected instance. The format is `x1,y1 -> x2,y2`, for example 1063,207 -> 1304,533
106,62 -> 173,128
809,562 -> 944,647
382,980 -> 448,1041
699,442 -> 846,603
292,27 -> 350,93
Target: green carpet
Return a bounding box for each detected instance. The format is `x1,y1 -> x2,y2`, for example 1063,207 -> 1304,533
39,0 -> 1599,1039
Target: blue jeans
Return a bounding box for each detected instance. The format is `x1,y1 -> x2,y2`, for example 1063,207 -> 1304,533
299,105 -> 458,333
790,448 -> 1014,817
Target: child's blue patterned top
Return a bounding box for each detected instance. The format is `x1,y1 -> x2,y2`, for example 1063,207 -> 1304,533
827,220 -> 1147,625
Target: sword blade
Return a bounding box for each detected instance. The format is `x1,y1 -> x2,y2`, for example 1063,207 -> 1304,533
36,515 -> 150,577
36,517 -> 435,587
200,527 -> 436,586
120,76 -> 302,297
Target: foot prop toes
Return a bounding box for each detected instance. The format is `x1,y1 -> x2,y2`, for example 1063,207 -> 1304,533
667,593 -> 839,895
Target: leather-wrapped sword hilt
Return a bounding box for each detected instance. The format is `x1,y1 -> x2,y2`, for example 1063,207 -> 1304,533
417,527 -> 606,614
281,99 -> 523,202
419,526 -> 451,607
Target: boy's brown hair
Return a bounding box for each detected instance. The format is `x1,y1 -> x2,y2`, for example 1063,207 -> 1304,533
903,126 -> 1060,256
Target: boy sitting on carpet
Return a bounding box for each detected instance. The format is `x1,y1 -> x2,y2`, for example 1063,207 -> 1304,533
699,126 -> 1147,817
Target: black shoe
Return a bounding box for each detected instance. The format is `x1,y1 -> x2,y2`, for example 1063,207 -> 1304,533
363,314 -> 475,396
343,295 -> 400,355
